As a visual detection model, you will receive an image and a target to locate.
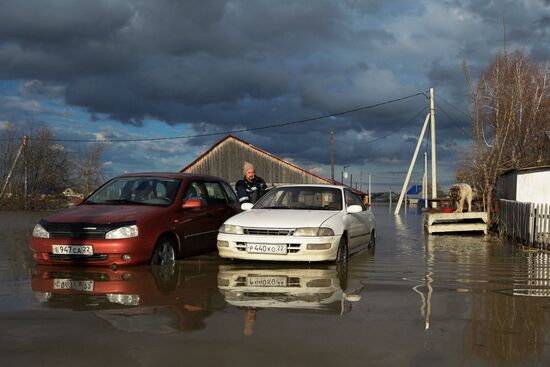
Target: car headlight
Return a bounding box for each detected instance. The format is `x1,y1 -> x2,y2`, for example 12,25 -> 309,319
318,227 -> 335,236
294,227 -> 335,236
32,223 -> 50,238
219,224 -> 244,235
105,225 -> 139,239
106,293 -> 140,306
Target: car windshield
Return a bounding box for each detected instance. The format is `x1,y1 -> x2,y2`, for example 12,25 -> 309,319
254,186 -> 342,210
84,177 -> 181,206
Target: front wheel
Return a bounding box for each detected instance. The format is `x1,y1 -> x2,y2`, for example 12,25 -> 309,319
151,237 -> 177,266
336,237 -> 348,263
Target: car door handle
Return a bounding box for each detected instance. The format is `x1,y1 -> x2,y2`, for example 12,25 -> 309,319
206,212 -> 215,217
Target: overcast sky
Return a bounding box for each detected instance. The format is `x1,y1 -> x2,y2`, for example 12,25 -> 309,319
1,0 -> 549,191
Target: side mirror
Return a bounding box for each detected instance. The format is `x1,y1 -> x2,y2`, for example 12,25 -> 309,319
347,205 -> 363,214
182,199 -> 204,209
241,202 -> 254,211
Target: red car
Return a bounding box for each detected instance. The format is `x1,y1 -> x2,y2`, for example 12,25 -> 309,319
31,262 -> 224,332
30,173 -> 240,266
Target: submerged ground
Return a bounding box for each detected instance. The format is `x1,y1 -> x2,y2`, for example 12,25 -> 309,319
1,206 -> 549,366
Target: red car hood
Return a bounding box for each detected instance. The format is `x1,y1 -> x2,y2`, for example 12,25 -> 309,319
44,204 -> 166,224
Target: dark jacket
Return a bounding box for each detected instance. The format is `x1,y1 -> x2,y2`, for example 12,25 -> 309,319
235,176 -> 267,204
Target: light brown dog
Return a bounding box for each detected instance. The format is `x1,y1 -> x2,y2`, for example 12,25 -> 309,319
449,183 -> 473,213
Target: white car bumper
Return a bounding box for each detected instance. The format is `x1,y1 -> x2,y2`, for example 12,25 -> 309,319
217,233 -> 342,261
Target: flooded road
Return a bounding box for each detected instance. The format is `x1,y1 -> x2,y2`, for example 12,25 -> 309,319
1,207 -> 550,366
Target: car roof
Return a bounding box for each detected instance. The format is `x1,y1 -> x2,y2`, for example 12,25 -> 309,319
117,172 -> 225,181
272,184 -> 345,190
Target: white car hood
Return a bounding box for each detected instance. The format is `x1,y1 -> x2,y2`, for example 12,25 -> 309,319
225,209 -> 339,228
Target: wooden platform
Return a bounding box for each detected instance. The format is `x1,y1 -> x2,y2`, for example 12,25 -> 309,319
425,212 -> 488,234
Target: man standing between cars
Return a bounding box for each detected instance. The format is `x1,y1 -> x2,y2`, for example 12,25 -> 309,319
236,162 -> 267,204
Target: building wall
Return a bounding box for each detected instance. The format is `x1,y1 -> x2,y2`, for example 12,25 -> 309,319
517,171 -> 550,204
183,138 -> 329,186
496,173 -> 517,201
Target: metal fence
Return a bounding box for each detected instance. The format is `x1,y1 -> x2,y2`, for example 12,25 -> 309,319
499,199 -> 550,249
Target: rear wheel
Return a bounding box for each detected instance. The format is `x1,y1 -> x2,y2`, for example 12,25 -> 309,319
368,229 -> 376,248
151,237 -> 177,266
336,237 -> 348,263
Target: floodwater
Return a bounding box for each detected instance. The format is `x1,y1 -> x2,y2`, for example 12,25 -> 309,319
1,207 -> 550,367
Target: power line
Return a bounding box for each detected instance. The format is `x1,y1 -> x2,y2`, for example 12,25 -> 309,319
435,102 -> 474,140
334,103 -> 429,145
0,92 -> 428,143
437,94 -> 472,119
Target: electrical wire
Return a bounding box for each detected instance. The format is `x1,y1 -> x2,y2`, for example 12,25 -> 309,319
435,102 -> 474,140
334,103 -> 429,145
0,92 -> 428,143
437,94 -> 472,119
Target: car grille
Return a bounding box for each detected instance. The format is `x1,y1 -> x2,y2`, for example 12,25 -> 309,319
236,243 -> 301,253
49,232 -> 105,239
46,271 -> 109,281
48,254 -> 109,262
41,220 -> 136,240
243,228 -> 295,236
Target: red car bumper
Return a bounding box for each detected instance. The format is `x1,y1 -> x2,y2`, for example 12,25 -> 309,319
30,236 -> 157,266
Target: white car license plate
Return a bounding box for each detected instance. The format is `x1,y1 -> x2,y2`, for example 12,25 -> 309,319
52,244 -> 93,255
247,276 -> 287,287
53,279 -> 95,292
246,243 -> 287,254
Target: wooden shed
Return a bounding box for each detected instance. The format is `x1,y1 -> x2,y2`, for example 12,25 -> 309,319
180,135 -> 332,187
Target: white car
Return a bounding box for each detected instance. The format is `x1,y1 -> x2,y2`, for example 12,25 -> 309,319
217,264 -> 363,313
217,184 -> 375,262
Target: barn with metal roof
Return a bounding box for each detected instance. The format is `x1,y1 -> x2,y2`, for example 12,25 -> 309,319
180,135 -> 332,187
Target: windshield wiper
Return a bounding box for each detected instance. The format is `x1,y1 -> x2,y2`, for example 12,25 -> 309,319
104,199 -> 147,205
260,206 -> 289,209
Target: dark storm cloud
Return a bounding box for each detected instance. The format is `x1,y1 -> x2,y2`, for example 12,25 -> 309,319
0,0 -> 548,174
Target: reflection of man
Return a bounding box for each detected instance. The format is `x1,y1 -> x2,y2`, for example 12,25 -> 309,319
244,308 -> 257,336
235,162 -> 267,204
361,194 -> 369,206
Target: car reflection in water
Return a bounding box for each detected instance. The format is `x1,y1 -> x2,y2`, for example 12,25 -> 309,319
31,261 -> 225,333
217,261 -> 365,336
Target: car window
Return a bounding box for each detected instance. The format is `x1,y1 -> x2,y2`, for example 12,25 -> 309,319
183,181 -> 206,202
85,177 -> 180,206
344,190 -> 366,210
204,182 -> 228,205
220,181 -> 238,204
255,187 -> 342,210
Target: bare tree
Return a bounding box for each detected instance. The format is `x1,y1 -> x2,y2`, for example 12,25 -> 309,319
72,144 -> 106,196
461,51 -> 550,213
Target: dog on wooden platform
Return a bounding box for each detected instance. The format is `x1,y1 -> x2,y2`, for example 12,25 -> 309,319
449,183 -> 473,213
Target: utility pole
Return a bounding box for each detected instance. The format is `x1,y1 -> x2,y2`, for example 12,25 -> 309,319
424,152 -> 428,208
330,129 -> 334,181
0,136 -> 27,200
341,165 -> 349,185
23,136 -> 28,209
430,87 -> 437,207
394,113 -> 431,215
368,174 -> 371,205
360,167 -> 363,192
350,173 -> 353,188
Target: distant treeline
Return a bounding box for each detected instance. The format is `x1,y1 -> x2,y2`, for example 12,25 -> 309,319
0,122 -> 105,210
